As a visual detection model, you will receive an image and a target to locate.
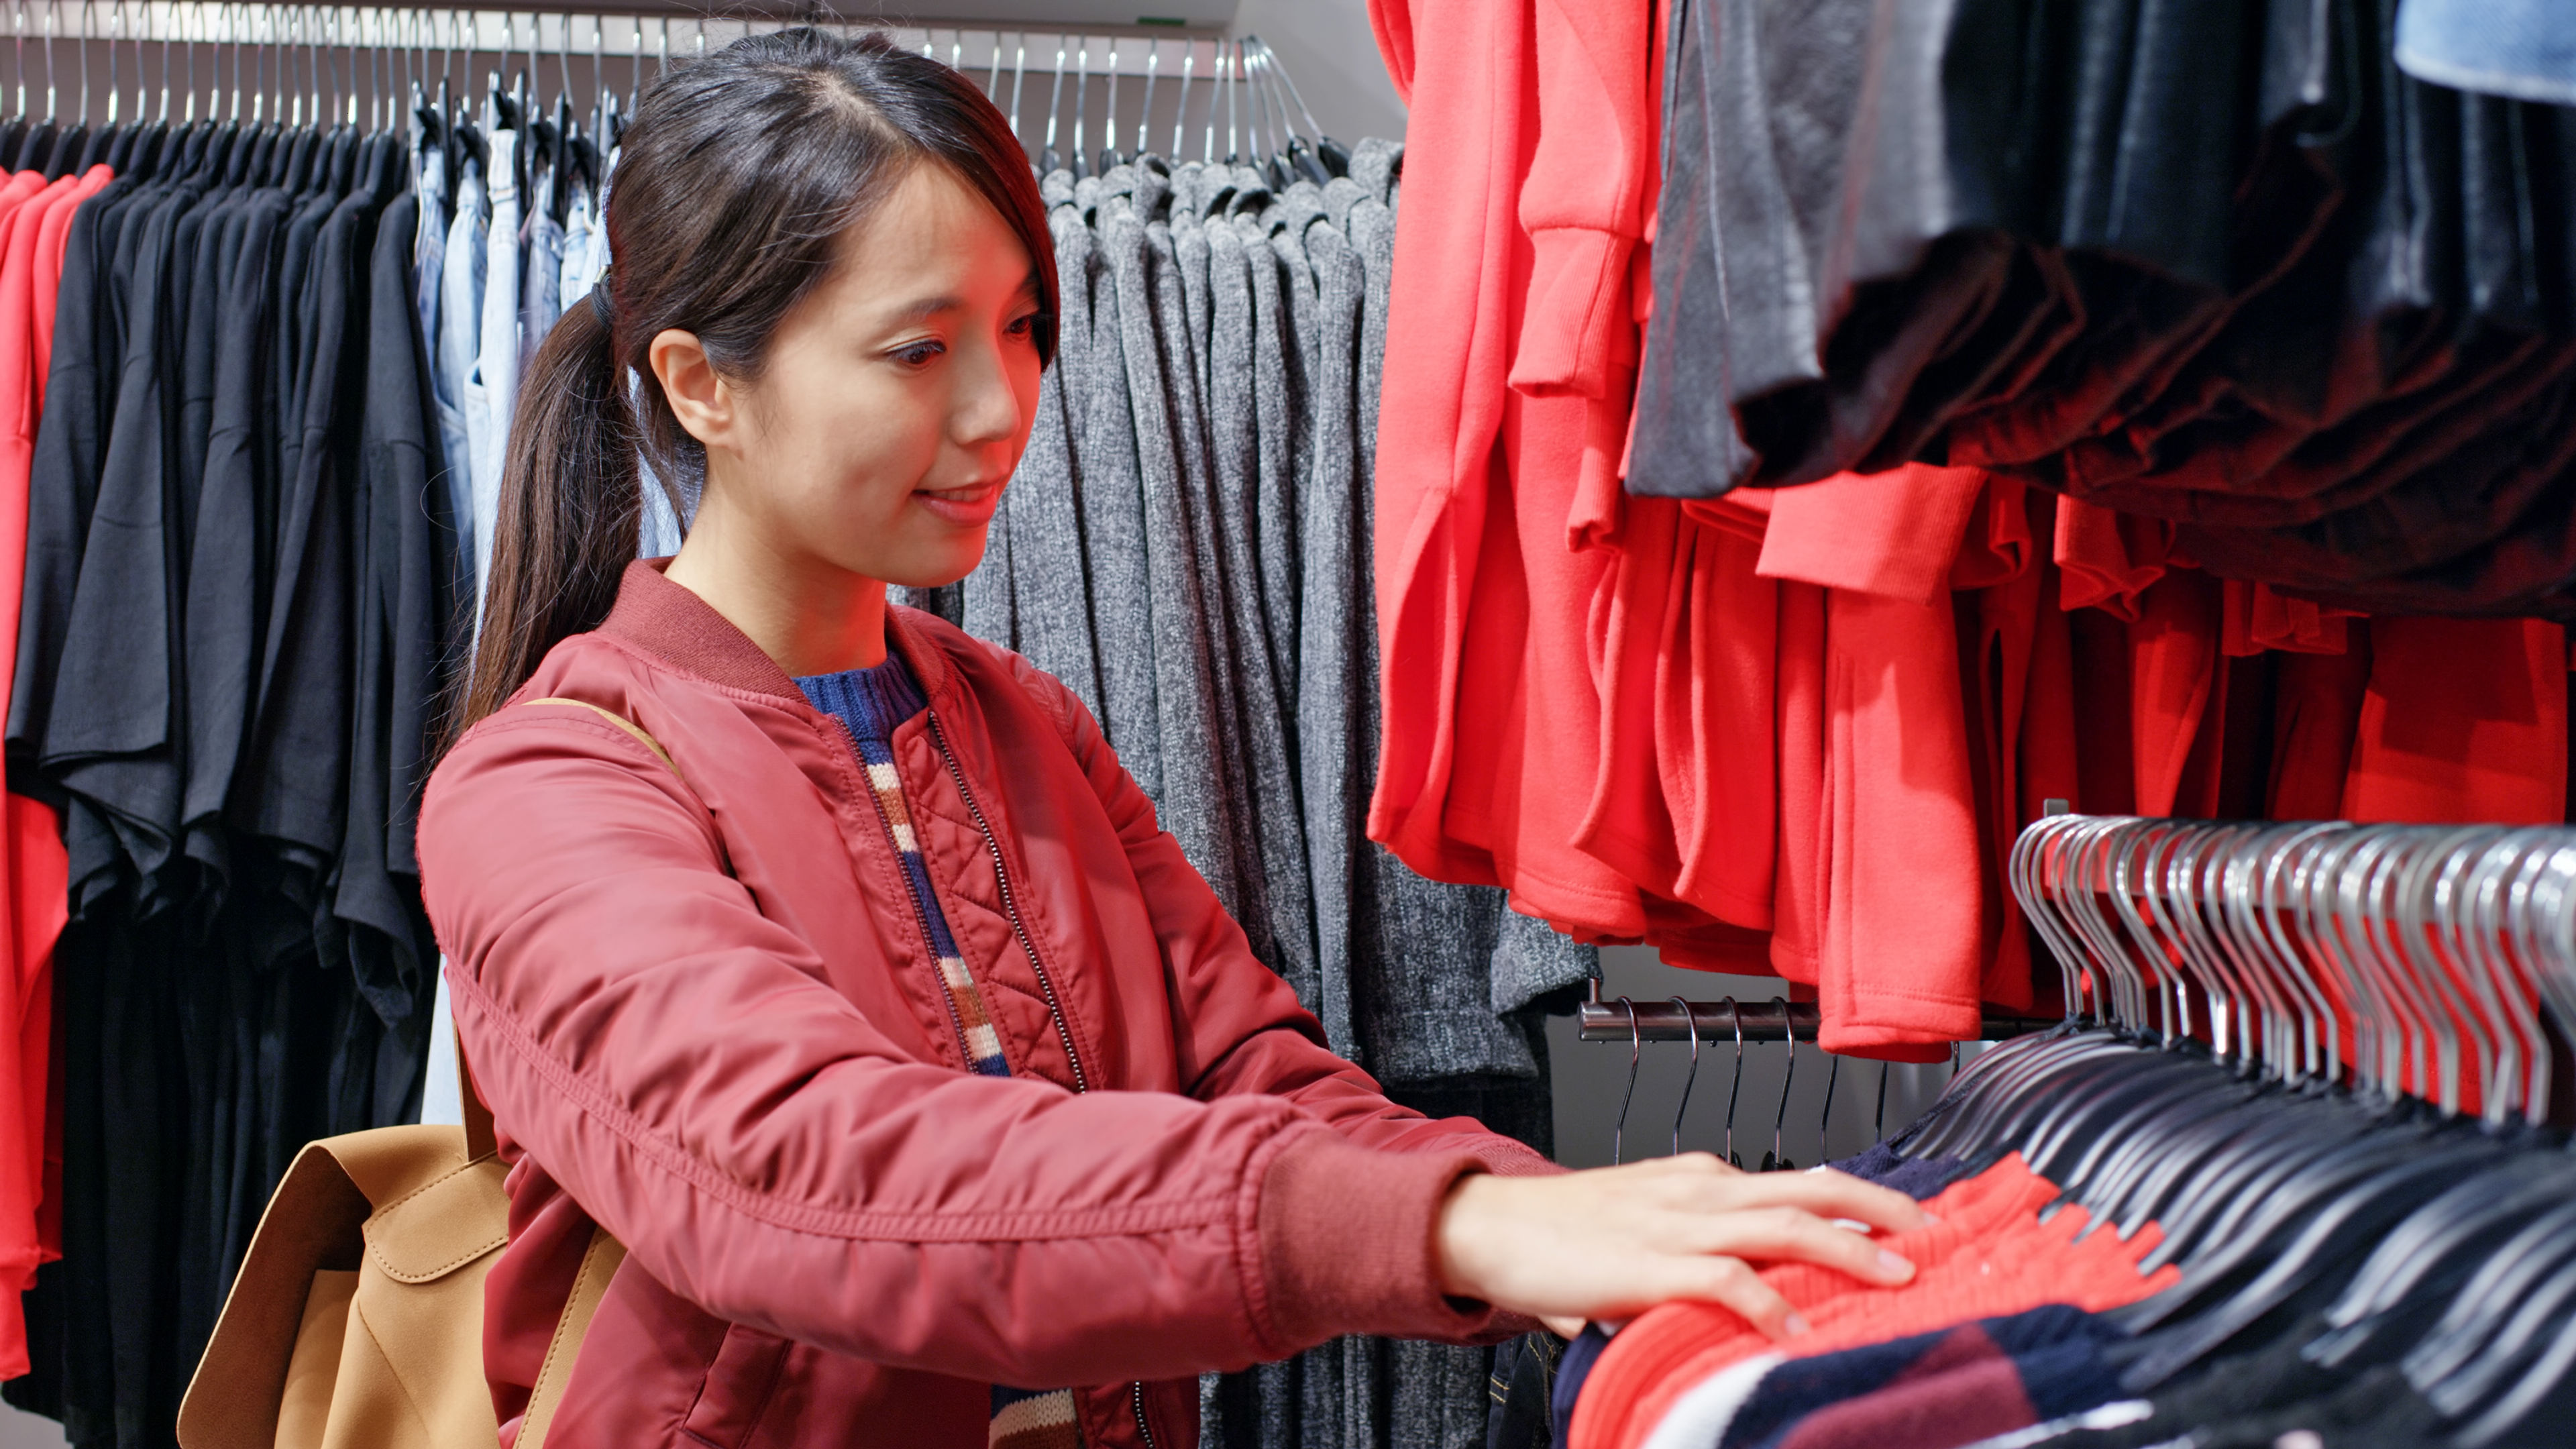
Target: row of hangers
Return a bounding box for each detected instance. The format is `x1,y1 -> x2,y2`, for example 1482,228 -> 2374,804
0,5 -> 1355,191
1872,815 -> 2576,1446
1595,990 -> 1973,1172
930,30 -> 1348,187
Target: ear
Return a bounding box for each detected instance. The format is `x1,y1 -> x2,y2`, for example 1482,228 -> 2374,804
650,327 -> 740,453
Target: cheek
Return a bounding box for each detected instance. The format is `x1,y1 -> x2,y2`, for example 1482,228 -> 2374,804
764,370 -> 941,502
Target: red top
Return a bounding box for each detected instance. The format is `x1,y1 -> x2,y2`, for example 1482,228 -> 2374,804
0,164 -> 108,1377
1570,1154 -> 2182,1449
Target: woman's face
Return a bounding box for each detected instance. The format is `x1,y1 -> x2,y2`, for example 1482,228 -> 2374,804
674,162 -> 1045,589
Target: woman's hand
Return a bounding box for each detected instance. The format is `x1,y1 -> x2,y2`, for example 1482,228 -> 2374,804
1436,1155 -> 1932,1342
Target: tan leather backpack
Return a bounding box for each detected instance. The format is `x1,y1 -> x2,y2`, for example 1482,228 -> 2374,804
177,700 -> 667,1449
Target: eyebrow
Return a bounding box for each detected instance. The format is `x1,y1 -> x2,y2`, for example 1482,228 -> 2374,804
888,270 -> 1045,325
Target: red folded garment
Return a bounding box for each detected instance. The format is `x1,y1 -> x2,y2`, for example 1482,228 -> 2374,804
1569,1154 -> 2181,1449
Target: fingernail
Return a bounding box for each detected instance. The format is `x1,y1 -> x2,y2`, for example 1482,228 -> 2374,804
1920,1212 -> 1943,1225
1878,1250 -> 1915,1280
1783,1313 -> 1813,1338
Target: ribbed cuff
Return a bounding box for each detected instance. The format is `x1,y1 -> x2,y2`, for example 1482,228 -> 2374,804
1256,1134 -> 1502,1350
1507,226 -> 1633,400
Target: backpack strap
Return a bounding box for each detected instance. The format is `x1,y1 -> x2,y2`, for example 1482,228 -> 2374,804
457,696 -> 681,1443
518,1226 -> 628,1449
450,698 -> 688,1167
523,696 -> 681,775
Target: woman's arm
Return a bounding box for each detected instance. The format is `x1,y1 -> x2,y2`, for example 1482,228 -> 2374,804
1007,649 -> 1553,1174
422,708 -> 1508,1389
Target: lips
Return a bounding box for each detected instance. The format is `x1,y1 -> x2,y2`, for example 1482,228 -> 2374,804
915,482 -> 1004,525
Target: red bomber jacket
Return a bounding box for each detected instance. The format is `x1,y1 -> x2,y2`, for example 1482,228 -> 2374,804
417,561 -> 1556,1449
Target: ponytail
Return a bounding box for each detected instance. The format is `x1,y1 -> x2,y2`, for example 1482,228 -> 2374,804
438,27 -> 1056,749
447,295 -> 639,742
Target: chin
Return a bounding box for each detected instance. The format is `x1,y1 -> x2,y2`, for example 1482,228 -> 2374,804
874,537 -> 992,592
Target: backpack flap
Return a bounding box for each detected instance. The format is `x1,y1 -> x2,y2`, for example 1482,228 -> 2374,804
360,1152 -> 511,1284
177,1140 -> 375,1449
179,1124 -> 508,1449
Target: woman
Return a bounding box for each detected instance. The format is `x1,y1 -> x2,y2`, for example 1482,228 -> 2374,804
421,30 -> 1929,1449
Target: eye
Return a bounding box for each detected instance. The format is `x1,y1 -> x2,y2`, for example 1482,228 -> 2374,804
1005,311 -> 1039,339
892,339 -> 947,368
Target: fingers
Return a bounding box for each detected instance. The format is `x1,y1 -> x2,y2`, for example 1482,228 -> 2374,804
1665,1255 -> 1808,1342
1675,1205 -> 1916,1285
1678,1167 -> 1933,1235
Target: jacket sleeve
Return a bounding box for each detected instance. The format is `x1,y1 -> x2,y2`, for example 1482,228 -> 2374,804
1000,659 -> 1561,1348
1006,651 -> 1561,1179
422,708 -> 1511,1389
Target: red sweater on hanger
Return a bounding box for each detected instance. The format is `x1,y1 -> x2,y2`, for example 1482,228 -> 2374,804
1367,0 -> 1663,940
0,162 -> 109,1379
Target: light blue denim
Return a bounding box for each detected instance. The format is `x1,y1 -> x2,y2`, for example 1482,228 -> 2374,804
2397,0 -> 2576,105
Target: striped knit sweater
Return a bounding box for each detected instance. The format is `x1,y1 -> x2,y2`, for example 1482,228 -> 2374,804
797,653 -> 1083,1448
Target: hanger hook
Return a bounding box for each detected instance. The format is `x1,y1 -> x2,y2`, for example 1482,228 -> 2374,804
1722,998 -> 1745,1168
1612,998 -> 1640,1167
1070,34 -> 1088,177
1005,31 -> 1026,153
1100,33 -> 1116,170
1136,36 -> 1157,158
1040,32 -> 1061,159
1668,998 -> 1701,1159
1769,998 -> 1799,1171
1264,35 -> 1326,144
1819,1051 -> 1841,1165
1183,34 -> 1200,162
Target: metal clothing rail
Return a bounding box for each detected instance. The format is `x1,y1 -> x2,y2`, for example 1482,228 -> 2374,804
1575,996 -> 2058,1044
17,0 -> 1241,40
0,1 -> 1326,168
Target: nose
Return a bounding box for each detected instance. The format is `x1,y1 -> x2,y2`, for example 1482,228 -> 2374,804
953,330 -> 1030,450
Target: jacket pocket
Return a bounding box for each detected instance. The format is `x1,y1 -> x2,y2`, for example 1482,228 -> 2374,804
679,1324 -> 791,1448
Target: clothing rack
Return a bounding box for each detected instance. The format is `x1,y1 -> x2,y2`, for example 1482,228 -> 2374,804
0,3 -> 1328,170
1574,996 -> 2057,1044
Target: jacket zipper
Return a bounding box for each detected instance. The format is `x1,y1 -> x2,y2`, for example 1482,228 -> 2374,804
921,708 -> 1090,1093
926,708 -> 1173,1447
924,710 -> 1159,1446
1130,1381 -> 1161,1449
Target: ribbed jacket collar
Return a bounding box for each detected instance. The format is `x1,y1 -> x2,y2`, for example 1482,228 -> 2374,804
596,559 -> 959,707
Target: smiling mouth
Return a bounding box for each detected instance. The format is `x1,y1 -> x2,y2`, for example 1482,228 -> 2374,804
915,482 -> 1004,523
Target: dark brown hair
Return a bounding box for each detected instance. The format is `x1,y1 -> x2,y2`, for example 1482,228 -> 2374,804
447,28 -> 1055,742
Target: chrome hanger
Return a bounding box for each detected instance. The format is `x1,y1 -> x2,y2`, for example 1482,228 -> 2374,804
1611,998 -> 1640,1167
1135,38 -> 1156,158
1099,34 -> 1116,169
1668,996 -> 1701,1158
1069,35 -> 1087,177
1818,1051 -> 1841,1165
1765,996 -> 1798,1171
1198,37 -> 1214,163
1175,34 -> 1193,160
1223,37 -> 1238,164
1039,33 -> 1062,171
1005,31 -> 1026,154
1717,1000 -> 1749,1167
